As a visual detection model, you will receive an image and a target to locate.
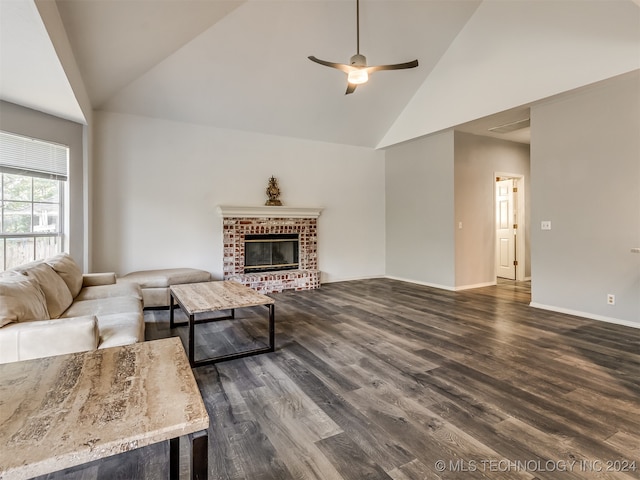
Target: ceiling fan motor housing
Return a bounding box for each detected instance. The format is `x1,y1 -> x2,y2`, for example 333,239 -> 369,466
350,54 -> 367,67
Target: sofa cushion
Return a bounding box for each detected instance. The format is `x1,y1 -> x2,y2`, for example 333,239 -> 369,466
0,315 -> 99,364
75,282 -> 142,302
17,262 -> 73,319
140,287 -> 170,308
0,276 -> 49,327
82,272 -> 116,287
97,312 -> 145,349
61,296 -> 141,318
45,253 -> 83,298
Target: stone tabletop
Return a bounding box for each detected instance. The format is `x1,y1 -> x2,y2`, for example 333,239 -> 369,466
171,280 -> 275,315
0,337 -> 209,480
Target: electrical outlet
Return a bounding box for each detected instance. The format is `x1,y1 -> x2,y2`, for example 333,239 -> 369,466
607,294 -> 615,305
541,221 -> 551,230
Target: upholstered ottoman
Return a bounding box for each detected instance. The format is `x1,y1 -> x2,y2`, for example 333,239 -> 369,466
119,268 -> 211,308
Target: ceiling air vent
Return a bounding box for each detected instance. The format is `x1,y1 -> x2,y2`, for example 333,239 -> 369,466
488,118 -> 530,134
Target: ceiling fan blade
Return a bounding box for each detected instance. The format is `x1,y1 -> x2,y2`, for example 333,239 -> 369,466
308,56 -> 352,74
308,0 -> 419,94
367,59 -> 419,73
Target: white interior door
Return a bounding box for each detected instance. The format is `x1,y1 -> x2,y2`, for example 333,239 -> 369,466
496,179 -> 516,279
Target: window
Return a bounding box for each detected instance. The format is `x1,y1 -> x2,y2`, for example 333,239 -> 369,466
0,131 -> 68,271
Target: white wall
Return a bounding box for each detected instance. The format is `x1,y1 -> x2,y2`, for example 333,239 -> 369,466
92,111 -> 386,282
454,132 -> 530,288
379,0 -> 640,148
530,71 -> 640,326
384,130 -> 531,291
385,131 -> 456,289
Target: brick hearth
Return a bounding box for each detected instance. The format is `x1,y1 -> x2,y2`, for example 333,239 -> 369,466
218,206 -> 322,293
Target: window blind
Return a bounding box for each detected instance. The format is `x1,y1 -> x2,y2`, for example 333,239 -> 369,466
0,131 -> 69,181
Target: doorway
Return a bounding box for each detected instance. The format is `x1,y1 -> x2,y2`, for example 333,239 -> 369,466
495,174 -> 526,281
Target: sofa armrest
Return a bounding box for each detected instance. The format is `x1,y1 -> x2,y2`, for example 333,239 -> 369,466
82,272 -> 116,287
0,316 -> 99,364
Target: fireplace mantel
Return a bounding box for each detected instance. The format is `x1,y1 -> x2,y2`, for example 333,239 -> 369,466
217,205 -> 322,219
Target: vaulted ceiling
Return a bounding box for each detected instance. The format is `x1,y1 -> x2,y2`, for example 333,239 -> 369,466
1,0 -> 639,148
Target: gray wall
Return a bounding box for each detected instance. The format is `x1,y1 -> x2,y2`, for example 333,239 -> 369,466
530,71 -> 640,326
385,131 -> 456,289
454,132 -> 530,287
0,101 -> 86,270
92,111 -> 386,282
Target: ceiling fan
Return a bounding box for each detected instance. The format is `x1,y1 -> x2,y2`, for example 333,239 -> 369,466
308,0 -> 418,95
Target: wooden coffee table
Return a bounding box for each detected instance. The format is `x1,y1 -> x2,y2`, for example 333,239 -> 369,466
170,281 -> 275,367
0,337 -> 209,480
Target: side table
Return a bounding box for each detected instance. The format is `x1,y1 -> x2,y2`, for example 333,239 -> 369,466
0,338 -> 209,479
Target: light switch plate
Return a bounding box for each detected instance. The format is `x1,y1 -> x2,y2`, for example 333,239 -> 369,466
541,221 -> 551,230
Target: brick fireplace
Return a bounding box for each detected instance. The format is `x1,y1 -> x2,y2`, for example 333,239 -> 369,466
217,206 -> 322,293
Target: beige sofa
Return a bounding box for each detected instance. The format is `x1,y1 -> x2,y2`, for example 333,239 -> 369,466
0,253 -> 144,364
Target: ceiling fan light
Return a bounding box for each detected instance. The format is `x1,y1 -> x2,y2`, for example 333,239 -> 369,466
348,69 -> 368,85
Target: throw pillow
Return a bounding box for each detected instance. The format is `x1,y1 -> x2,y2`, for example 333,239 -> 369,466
0,270 -> 24,279
45,253 -> 83,298
18,262 -> 73,318
0,276 -> 50,327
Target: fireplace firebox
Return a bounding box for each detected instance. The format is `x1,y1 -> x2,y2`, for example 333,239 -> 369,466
244,234 -> 299,273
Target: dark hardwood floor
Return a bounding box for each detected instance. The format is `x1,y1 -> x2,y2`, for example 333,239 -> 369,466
39,279 -> 640,479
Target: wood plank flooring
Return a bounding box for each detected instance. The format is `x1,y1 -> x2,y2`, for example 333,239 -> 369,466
36,279 -> 640,479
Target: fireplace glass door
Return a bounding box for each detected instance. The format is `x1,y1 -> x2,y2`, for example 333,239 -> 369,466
244,234 -> 299,273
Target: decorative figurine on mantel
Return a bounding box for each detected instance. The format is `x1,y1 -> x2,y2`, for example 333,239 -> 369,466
265,175 -> 282,206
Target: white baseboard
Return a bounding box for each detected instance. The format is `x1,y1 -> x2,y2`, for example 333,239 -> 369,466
321,274 -> 385,284
529,302 -> 640,330
454,281 -> 497,291
385,276 -> 500,292
384,275 -> 457,291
